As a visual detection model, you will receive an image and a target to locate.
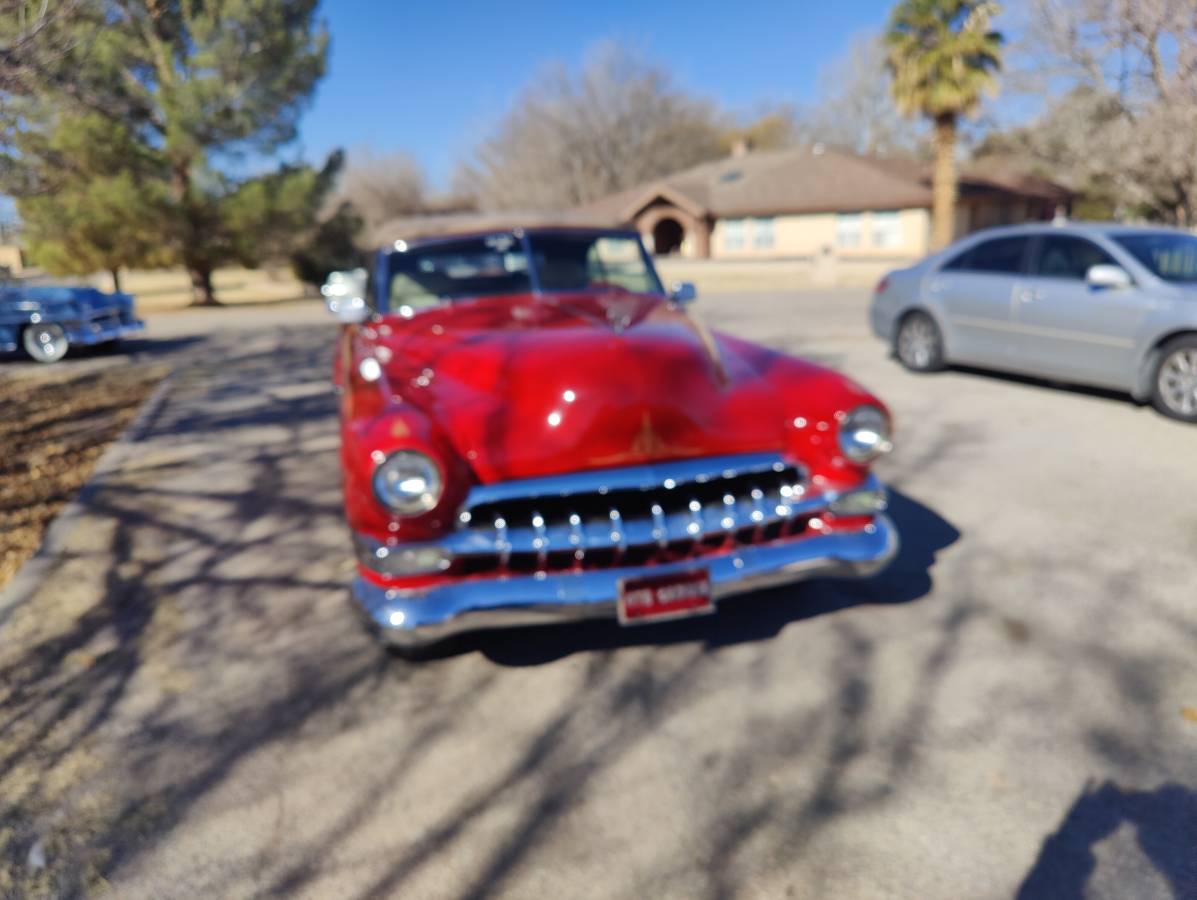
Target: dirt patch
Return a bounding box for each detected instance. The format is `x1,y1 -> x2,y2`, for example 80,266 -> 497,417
0,366 -> 165,590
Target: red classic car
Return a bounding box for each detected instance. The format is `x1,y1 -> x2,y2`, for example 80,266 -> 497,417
329,222 -> 898,654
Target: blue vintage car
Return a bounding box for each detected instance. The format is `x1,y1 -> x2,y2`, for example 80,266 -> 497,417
0,284 -> 145,363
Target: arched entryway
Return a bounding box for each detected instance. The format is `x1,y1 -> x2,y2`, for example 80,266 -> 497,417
632,197 -> 712,258
651,217 -> 685,255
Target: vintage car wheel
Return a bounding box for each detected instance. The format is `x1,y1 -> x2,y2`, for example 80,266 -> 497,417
1151,337 -> 1197,422
22,324 -> 70,364
895,311 -> 944,373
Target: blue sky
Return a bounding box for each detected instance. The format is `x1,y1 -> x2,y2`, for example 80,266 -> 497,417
0,0 -> 1028,224
297,0 -> 906,187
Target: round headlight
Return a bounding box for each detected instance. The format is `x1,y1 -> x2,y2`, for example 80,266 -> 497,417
372,451 -> 443,515
838,406 -> 893,462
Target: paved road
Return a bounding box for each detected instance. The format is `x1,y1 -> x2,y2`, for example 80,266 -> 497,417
2,292 -> 1195,899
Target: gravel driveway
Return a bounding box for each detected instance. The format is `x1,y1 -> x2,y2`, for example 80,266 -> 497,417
1,291 -> 1194,899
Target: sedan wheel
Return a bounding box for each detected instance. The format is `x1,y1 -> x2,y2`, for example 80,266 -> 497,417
895,312 -> 944,373
22,324 -> 70,364
1153,341 -> 1197,422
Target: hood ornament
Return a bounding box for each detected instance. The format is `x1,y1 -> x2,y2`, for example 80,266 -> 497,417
604,296 -> 640,333
631,413 -> 669,456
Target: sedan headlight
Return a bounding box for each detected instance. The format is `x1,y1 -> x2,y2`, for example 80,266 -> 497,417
838,406 -> 893,462
372,451 -> 443,515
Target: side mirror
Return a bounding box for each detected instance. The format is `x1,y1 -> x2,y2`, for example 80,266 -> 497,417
1086,264 -> 1132,290
669,281 -> 697,305
322,268 -> 370,323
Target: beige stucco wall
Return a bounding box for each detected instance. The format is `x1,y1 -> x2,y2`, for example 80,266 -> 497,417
0,244 -> 24,274
656,257 -> 903,291
709,209 -> 930,262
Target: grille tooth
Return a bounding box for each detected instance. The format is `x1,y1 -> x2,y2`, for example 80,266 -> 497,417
494,516 -> 510,568
650,503 -> 667,549
531,511 -> 548,570
568,512 -> 584,564
750,487 -> 767,541
609,507 -> 626,564
721,493 -> 738,535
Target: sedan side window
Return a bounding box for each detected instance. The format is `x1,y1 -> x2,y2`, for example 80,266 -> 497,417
1034,236 -> 1117,281
942,237 -> 1030,275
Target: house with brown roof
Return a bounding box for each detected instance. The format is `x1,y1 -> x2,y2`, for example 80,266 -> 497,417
578,144 -> 1070,263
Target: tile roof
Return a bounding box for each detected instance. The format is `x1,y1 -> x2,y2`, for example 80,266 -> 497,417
577,145 -> 1070,222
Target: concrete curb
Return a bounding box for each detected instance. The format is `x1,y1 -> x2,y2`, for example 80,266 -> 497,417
0,371 -> 177,631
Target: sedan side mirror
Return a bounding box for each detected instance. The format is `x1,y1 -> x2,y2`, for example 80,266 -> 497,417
1086,264 -> 1132,290
669,281 -> 697,305
322,268 -> 370,324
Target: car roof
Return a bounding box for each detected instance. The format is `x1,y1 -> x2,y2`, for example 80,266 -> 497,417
957,221 -> 1192,242
373,212 -> 636,250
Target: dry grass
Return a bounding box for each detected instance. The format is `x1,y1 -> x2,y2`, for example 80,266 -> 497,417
0,366 -> 164,590
97,267 -> 312,312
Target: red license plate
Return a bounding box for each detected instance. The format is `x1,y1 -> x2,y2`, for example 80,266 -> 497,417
617,569 -> 714,625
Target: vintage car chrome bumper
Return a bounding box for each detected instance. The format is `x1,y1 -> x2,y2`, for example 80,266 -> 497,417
64,317 -> 145,346
351,513 -> 898,649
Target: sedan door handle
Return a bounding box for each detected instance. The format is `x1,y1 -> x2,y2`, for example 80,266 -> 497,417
1018,289 -> 1042,303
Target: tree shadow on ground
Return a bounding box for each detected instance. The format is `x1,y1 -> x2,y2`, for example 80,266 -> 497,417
473,488 -> 960,667
1017,780 -> 1197,900
20,317 -> 1162,900
0,325 -> 359,897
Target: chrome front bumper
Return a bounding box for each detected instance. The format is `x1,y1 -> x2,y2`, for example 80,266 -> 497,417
352,514 -> 898,649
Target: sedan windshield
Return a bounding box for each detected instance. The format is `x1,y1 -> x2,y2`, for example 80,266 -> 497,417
386,232 -> 661,311
1111,232 -> 1197,283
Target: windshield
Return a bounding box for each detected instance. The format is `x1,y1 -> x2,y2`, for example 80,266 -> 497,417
528,232 -> 662,294
1111,232 -> 1197,283
385,231 -> 661,311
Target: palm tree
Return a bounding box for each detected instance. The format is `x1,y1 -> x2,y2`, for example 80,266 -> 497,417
885,0 -> 1003,249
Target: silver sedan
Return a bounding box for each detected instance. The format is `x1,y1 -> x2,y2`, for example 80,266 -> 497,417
869,223 -> 1197,422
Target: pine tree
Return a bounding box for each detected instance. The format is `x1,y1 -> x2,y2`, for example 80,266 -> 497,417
17,114 -> 171,290
2,1 -> 328,305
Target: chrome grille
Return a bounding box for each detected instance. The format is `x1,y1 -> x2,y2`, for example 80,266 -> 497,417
449,454 -> 820,574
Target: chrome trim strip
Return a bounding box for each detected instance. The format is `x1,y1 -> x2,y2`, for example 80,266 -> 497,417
352,513 -> 899,648
462,453 -> 793,511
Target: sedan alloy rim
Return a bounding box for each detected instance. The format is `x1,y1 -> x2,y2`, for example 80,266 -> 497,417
899,318 -> 935,368
1159,348 -> 1197,416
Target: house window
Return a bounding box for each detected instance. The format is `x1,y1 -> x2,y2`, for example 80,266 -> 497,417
752,217 -> 775,249
836,213 -> 863,249
871,211 -> 902,248
723,218 -> 746,251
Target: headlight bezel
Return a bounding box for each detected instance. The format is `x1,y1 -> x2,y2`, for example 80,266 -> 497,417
837,405 -> 893,463
371,450 -> 444,516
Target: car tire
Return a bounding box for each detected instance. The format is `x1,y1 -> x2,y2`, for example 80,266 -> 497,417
1150,336 -> 1197,423
895,311 -> 945,373
22,324 -> 70,364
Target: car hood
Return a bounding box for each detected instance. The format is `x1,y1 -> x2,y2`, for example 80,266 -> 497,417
365,291 -> 863,484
